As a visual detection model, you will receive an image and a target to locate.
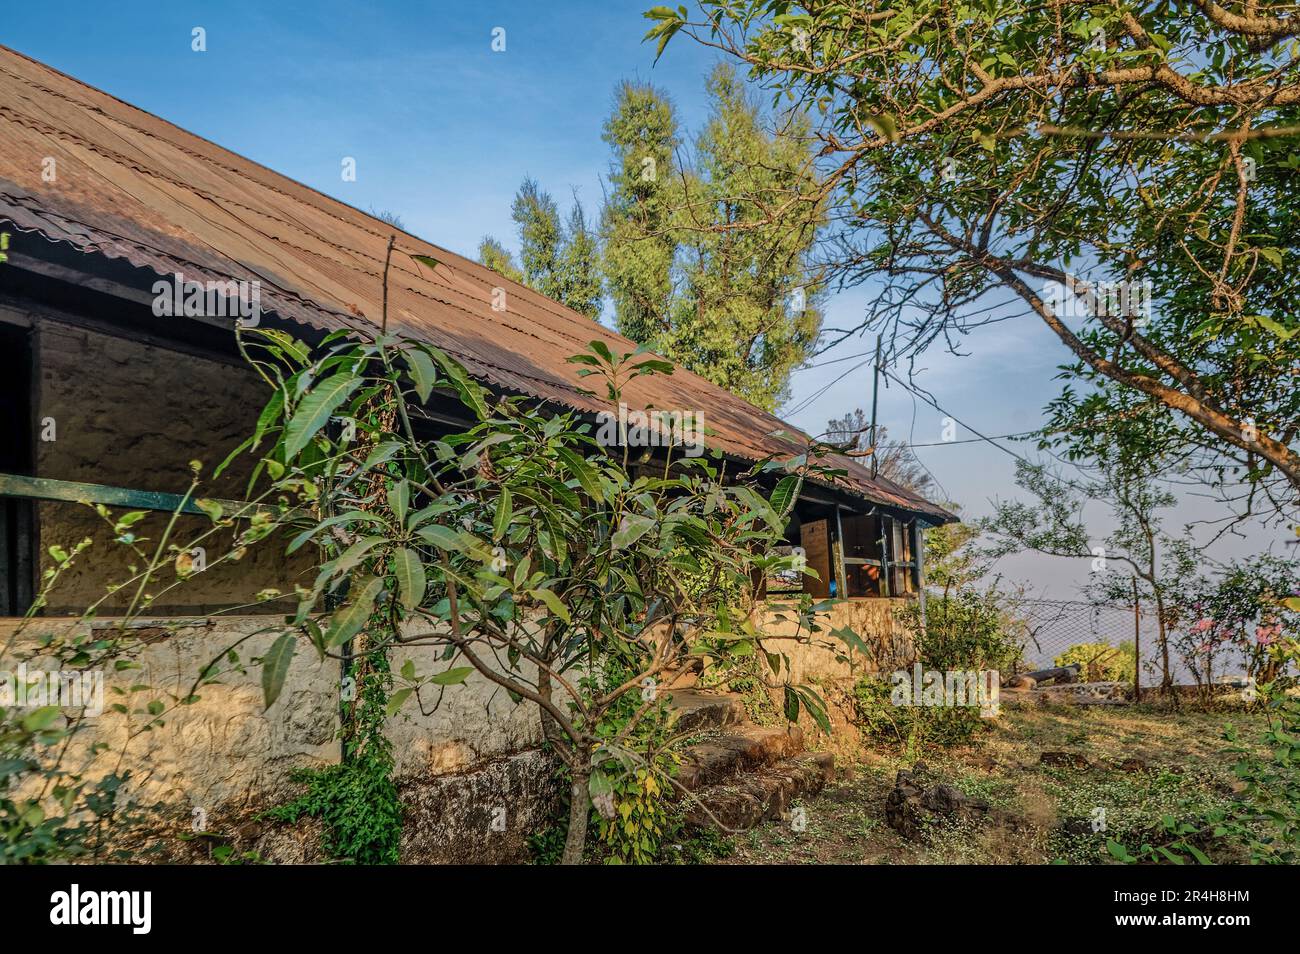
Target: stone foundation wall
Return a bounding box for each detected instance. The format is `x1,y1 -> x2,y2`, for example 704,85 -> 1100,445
757,597 -> 915,685
2,598 -> 917,861
755,597 -> 917,760
1,615 -> 553,863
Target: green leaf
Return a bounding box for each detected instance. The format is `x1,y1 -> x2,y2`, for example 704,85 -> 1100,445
21,706 -> 60,732
554,446 -> 605,503
866,113 -> 899,142
769,474 -> 801,517
261,632 -> 296,708
251,389 -> 285,450
325,535 -> 386,579
783,685 -> 800,723
1250,313 -> 1295,341
529,588 -> 572,625
796,685 -> 832,734
392,547 -> 426,612
428,666 -> 474,686
194,499 -> 224,523
324,575 -> 385,648
388,481 -> 410,525
1106,839 -> 1134,862
424,346 -> 489,420
493,487 -> 512,542
1156,846 -> 1186,865
612,513 -> 655,549
386,686 -> 414,716
417,524 -> 490,560
410,253 -> 440,272
1185,843 -> 1211,865
283,373 -> 361,460
403,349 -> 439,403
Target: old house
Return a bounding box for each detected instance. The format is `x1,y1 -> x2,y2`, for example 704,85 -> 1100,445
0,46 -> 954,859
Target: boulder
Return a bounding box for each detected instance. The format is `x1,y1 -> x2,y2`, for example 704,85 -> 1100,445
884,765 -> 991,839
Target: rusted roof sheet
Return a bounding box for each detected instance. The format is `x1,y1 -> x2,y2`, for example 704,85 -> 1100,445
0,44 -> 954,522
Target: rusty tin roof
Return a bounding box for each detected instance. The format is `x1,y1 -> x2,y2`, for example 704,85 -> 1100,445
0,45 -> 954,523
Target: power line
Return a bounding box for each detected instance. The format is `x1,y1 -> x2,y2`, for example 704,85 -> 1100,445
879,367 -> 1040,470
783,357 -> 873,417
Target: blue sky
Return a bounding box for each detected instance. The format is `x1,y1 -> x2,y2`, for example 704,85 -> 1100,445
4,1 -> 1274,600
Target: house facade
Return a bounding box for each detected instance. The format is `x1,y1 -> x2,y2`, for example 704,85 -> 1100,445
0,46 -> 954,860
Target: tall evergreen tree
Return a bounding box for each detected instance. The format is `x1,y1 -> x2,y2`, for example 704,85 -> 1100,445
601,66 -> 825,411
600,81 -> 681,345
512,177 -> 564,302
478,182 -> 602,319
559,200 -> 603,319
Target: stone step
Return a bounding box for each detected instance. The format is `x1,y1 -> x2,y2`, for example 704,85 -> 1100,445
666,689 -> 746,734
684,752 -> 835,832
676,724 -> 805,791
661,657 -> 703,689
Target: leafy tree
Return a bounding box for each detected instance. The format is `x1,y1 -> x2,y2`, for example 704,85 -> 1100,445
512,177 -> 565,302
477,236 -> 525,285
603,65 -> 827,411
648,2 -> 1300,510
1178,554 -> 1300,687
559,201 -> 603,319
239,316 -> 847,864
478,180 -> 602,318
983,459 -> 1200,690
600,80 -> 681,344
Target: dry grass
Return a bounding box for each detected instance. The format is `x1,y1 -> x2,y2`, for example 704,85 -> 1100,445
710,701 -> 1268,865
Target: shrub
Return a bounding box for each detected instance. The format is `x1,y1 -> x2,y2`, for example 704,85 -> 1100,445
851,675 -> 989,752
901,587 -> 1024,676
1054,642 -> 1136,683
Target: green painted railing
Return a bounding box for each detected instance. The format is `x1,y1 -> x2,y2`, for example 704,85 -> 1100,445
0,473 -> 261,519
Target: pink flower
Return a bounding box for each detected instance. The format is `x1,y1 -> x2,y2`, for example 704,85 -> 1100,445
1191,618 -> 1214,634
1255,622 -> 1281,646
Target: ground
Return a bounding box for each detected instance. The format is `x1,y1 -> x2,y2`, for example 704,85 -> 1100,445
704,702 -> 1267,865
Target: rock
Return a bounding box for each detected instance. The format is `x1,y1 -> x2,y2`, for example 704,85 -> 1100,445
1059,816 -> 1095,838
884,769 -> 989,839
1040,750 -> 1091,769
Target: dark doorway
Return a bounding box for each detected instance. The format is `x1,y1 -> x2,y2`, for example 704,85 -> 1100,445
0,323 -> 34,615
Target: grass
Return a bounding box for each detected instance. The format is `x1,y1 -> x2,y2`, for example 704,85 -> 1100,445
706,700 -> 1267,865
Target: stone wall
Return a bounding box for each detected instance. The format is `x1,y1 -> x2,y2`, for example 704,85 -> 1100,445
1,615 -> 553,863
755,597 -> 917,760
757,597 -> 915,685
34,320 -> 312,613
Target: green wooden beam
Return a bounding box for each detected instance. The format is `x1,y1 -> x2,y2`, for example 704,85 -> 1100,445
0,473 -> 261,519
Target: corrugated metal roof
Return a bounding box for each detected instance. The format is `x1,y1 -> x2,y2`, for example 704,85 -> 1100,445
0,44 -> 954,523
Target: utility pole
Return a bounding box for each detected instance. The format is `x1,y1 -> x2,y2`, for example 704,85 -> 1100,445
869,334 -> 882,478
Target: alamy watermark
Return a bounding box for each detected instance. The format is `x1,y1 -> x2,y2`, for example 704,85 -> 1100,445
152,272 -> 261,326
1044,274 -> 1152,326
595,402 -> 705,458
0,664 -> 104,717
50,884 -> 151,934
891,664 -> 1000,718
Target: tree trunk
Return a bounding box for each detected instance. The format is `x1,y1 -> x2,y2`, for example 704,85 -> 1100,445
1155,599 -> 1173,691
561,767 -> 591,865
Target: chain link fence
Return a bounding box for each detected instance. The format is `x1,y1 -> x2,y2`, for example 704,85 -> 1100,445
1011,597 -> 1250,691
